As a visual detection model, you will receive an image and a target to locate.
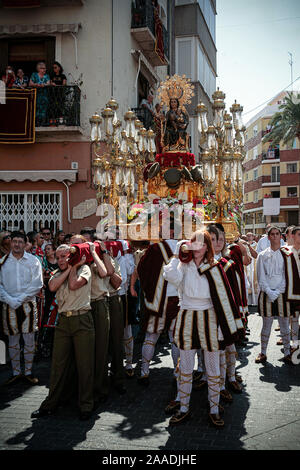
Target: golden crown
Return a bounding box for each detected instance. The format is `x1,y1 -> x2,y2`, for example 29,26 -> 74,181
157,74 -> 195,108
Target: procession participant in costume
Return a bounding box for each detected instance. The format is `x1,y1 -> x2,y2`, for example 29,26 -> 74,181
116,239 -> 136,378
245,233 -> 259,306
191,225 -> 221,392
255,226 -> 292,365
164,231 -> 242,427
31,244 -> 95,420
101,241 -> 126,396
285,226 -> 295,247
210,227 -> 246,396
0,231 -> 43,385
256,224 -> 285,253
89,241 -> 114,406
283,226 -> 300,353
136,224 -> 180,387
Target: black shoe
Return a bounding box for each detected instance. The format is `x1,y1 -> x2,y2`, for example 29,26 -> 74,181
137,375 -> 150,387
79,410 -> 93,421
23,374 -> 39,385
31,408 -> 54,419
114,384 -> 127,395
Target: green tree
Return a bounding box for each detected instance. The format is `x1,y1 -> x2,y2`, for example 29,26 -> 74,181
262,92 -> 300,146
262,92 -> 300,225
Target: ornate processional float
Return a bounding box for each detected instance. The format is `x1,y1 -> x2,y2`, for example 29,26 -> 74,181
90,74 -> 246,242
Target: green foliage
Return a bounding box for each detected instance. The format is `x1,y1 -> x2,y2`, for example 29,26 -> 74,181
262,92 -> 300,146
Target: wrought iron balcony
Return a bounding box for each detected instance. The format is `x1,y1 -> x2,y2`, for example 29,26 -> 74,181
131,0 -> 169,66
131,106 -> 154,130
35,85 -> 81,128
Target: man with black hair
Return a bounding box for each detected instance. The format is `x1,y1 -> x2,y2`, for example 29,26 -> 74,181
0,231 -> 43,385
256,226 -> 292,364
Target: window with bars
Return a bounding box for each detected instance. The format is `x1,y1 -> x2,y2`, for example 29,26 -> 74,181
0,192 -> 62,233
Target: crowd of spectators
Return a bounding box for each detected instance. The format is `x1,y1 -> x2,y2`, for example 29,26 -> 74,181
1,61 -> 68,126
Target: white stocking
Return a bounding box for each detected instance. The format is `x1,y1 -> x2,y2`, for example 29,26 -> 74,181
124,325 -> 134,370
290,313 -> 299,349
23,332 -> 36,376
141,332 -> 159,377
278,317 -> 290,356
204,350 -> 221,415
178,349 -> 195,413
8,334 -> 21,376
219,349 -> 226,391
226,343 -> 237,383
168,325 -> 180,377
261,317 -> 273,355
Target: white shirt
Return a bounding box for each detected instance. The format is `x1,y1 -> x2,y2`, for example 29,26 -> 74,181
256,247 -> 285,298
256,235 -> 285,253
0,251 -> 43,310
163,256 -> 213,310
165,239 -> 178,297
116,240 -> 135,296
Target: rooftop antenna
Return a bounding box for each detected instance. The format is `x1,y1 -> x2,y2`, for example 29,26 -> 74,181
288,52 -> 293,93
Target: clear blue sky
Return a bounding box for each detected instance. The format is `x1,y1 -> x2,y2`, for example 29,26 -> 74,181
216,0 -> 300,124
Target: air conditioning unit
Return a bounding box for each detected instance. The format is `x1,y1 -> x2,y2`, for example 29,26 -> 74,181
71,162 -> 78,170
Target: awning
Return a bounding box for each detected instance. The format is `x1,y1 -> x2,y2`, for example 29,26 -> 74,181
0,23 -> 81,36
0,170 -> 77,183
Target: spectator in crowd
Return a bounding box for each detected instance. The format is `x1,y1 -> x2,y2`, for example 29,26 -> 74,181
13,68 -> 29,89
54,230 -> 65,247
41,227 -> 53,251
39,243 -> 59,354
140,93 -> 154,129
49,61 -> 67,125
50,62 -> 67,86
2,65 -> 16,88
63,233 -> 73,244
29,61 -> 50,126
0,231 -> 11,258
80,228 -> 95,242
0,231 -> 43,385
31,232 -> 45,258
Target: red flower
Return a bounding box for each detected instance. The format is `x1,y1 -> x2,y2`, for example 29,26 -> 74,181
178,199 -> 183,205
153,198 -> 160,204
202,199 -> 208,205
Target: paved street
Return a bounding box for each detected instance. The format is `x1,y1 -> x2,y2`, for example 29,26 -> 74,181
0,309 -> 300,453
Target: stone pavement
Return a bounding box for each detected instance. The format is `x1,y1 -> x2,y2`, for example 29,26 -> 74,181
0,309 -> 300,452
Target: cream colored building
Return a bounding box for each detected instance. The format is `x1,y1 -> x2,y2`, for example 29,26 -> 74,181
243,92 -> 300,234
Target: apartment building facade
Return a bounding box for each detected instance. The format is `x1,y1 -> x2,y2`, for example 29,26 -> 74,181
0,0 -> 172,233
243,92 -> 300,234
174,0 -> 217,155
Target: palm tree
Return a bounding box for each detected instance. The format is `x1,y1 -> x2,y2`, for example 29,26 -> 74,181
262,92 -> 300,224
262,92 -> 300,146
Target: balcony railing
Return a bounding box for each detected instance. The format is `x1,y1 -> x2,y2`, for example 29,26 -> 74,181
131,0 -> 169,65
34,85 -> 81,127
131,106 -> 153,130
262,148 -> 280,160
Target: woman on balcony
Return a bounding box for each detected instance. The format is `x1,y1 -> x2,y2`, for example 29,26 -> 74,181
29,62 -> 50,126
49,62 -> 67,125
14,69 -> 29,89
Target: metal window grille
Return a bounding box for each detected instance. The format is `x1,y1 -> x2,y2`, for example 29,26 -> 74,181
0,192 -> 62,233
